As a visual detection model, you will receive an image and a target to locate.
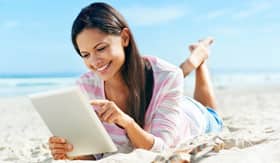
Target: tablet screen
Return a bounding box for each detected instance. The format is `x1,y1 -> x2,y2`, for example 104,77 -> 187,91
29,86 -> 117,157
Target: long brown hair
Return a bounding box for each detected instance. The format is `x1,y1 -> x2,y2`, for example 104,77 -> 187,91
71,2 -> 148,127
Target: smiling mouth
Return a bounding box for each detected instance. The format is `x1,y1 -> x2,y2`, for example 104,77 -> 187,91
96,61 -> 112,72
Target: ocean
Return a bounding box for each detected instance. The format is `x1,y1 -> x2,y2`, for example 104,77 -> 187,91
0,73 -> 79,97
0,71 -> 280,97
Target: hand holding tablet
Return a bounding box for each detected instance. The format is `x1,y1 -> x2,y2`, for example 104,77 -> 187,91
29,87 -> 117,159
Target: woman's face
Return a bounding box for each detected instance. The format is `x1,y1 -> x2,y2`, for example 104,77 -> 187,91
76,28 -> 129,81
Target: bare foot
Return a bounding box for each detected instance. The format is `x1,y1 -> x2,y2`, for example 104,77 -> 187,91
180,37 -> 214,77
189,37 -> 213,67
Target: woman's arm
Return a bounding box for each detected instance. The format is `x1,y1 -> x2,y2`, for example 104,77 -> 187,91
70,155 -> 96,160
122,117 -> 155,150
124,69 -> 185,151
90,100 -> 155,150
91,69 -> 184,151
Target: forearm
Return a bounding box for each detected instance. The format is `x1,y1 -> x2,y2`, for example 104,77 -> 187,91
124,118 -> 154,150
70,154 -> 96,160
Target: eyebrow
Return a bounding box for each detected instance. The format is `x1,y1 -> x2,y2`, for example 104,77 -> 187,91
80,42 -> 105,54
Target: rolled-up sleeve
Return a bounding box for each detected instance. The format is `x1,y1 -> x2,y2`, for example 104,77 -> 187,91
148,69 -> 185,152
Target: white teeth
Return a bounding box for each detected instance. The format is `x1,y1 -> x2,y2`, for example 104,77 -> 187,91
97,63 -> 110,71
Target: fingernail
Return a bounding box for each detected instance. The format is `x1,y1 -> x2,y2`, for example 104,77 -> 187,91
60,138 -> 66,143
67,144 -> 73,150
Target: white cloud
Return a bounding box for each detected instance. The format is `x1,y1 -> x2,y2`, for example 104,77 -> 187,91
206,9 -> 229,20
195,1 -> 275,22
121,5 -> 187,26
192,8 -> 232,23
210,22 -> 280,37
233,1 -> 272,19
1,20 -> 20,29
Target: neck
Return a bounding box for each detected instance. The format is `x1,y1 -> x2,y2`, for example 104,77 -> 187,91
104,71 -> 129,112
105,71 -> 127,90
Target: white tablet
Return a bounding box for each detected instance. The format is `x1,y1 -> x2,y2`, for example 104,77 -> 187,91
28,86 -> 117,157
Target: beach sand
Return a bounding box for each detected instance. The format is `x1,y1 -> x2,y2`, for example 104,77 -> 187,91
0,85 -> 280,162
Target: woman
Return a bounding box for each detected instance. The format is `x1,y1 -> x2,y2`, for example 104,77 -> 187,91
48,2 -> 222,160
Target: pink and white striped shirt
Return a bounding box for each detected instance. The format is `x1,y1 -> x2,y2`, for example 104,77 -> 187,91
76,56 -> 206,154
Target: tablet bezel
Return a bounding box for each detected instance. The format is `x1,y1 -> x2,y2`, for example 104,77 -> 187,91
29,86 -> 117,157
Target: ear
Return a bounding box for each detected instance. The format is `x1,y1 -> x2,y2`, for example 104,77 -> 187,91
121,28 -> 130,47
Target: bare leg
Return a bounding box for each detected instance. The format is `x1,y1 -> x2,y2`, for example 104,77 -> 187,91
180,58 -> 196,77
179,37 -> 217,110
194,61 -> 217,110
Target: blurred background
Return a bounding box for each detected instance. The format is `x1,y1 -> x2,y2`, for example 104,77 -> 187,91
0,0 -> 279,96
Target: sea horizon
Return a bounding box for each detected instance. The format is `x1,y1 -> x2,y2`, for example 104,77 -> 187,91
1,69 -> 280,97
1,67 -> 280,78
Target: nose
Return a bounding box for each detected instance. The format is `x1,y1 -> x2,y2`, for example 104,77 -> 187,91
87,54 -> 105,69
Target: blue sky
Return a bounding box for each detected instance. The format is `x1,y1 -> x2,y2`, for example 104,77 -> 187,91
0,0 -> 279,75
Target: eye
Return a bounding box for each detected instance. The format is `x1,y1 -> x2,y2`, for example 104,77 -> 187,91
80,53 -> 90,58
96,46 -> 107,52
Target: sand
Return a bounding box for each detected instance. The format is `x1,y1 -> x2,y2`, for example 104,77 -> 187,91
0,85 -> 280,163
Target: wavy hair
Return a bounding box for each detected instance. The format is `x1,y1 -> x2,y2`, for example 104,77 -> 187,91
71,2 -> 148,127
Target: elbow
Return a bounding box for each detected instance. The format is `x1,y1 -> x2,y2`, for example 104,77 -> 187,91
133,136 -> 154,150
